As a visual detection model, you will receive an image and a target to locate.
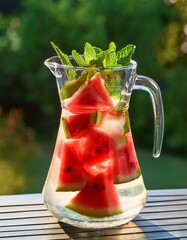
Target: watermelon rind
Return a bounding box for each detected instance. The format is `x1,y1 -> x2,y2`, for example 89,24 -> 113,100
61,117 -> 71,139
114,170 -> 141,184
66,173 -> 123,217
66,201 -> 123,218
123,111 -> 131,134
113,133 -> 141,184
60,72 -> 87,100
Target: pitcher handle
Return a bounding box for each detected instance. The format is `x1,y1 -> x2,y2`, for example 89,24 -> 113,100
133,75 -> 164,158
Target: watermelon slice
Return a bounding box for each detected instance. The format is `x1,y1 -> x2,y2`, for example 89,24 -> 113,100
56,140 -> 87,191
113,133 -> 141,184
66,72 -> 113,112
72,127 -> 115,177
66,172 -> 123,217
80,127 -> 115,166
63,112 -> 97,138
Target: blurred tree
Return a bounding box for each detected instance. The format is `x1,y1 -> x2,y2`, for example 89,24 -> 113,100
0,107 -> 39,194
0,0 -> 186,155
155,0 -> 187,153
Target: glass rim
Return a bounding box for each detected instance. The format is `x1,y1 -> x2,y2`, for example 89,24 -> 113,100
44,55 -> 137,71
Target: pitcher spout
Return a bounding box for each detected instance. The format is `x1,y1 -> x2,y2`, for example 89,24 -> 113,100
44,56 -> 63,78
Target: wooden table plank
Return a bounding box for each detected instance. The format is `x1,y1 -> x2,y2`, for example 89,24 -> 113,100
0,194 -> 42,206
0,223 -> 181,239
0,216 -> 57,227
0,189 -> 186,239
148,189 -> 187,195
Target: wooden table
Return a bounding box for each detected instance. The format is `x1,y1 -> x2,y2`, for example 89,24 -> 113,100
0,189 -> 187,239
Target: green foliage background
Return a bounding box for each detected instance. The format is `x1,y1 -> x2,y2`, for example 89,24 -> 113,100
0,0 -> 187,193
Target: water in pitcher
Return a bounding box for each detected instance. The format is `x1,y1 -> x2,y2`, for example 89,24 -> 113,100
42,100 -> 147,228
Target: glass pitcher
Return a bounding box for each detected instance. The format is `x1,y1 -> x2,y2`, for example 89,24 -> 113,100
42,56 -> 164,229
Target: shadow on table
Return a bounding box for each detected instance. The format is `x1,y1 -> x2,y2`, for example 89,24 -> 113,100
58,216 -> 179,240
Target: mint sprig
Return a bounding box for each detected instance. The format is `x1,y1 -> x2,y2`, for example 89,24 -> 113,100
51,41 -> 136,68
50,41 -> 136,99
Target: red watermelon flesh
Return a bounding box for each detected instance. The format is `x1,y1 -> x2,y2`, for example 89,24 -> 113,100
66,172 -> 123,217
113,132 -> 141,184
56,140 -> 87,191
65,72 -> 113,112
80,127 -> 115,168
64,112 -> 97,138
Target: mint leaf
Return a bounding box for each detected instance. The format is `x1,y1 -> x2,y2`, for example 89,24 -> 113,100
51,41 -> 72,66
93,46 -> 102,55
103,51 -> 118,68
92,51 -> 105,66
84,42 -> 97,65
93,49 -> 111,67
50,42 -> 76,80
72,50 -> 87,67
96,42 -> 117,67
117,44 -> 136,65
109,41 -> 116,52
